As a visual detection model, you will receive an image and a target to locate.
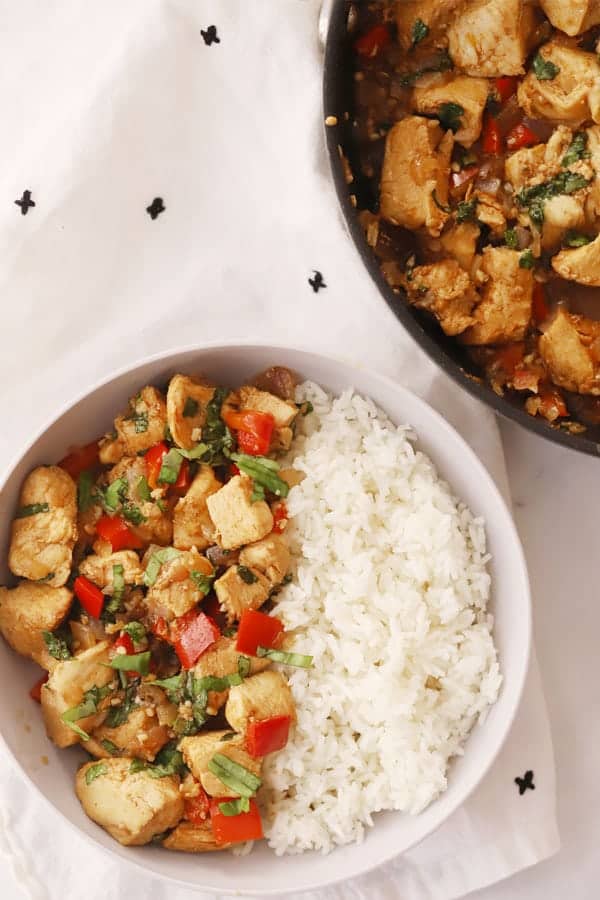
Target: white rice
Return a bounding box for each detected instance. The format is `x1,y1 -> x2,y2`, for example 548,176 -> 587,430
261,382 -> 501,855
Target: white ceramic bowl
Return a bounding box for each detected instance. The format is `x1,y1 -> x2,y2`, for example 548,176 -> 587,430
0,343 -> 531,895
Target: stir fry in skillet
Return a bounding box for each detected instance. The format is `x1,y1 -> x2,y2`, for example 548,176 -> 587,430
0,368 -> 313,852
351,0 -> 600,430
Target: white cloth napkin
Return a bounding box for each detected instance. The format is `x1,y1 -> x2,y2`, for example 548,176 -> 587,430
0,1 -> 559,897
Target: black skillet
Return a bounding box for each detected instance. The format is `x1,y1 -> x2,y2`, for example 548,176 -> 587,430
322,0 -> 600,457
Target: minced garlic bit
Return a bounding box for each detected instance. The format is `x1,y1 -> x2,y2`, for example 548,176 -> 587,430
191,427 -> 202,442
325,115 -> 338,127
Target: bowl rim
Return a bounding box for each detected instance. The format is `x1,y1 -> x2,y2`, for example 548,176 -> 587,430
0,339 -> 532,895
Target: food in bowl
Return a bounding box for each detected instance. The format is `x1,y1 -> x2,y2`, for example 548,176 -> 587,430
351,0 -> 600,433
0,366 -> 501,855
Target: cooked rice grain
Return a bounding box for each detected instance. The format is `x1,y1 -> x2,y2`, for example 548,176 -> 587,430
261,383 -> 501,855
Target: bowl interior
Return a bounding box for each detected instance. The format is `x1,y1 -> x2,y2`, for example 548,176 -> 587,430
0,344 -> 530,895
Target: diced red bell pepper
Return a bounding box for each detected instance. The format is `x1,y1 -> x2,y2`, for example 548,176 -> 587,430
74,575 -> 105,619
506,123 -> 539,152
451,165 -> 479,189
222,409 -> 275,457
172,458 -> 191,495
145,441 -> 169,489
236,609 -> 283,657
113,632 -> 138,677
58,441 -> 100,480
246,715 -> 292,758
96,514 -> 143,552
151,616 -> 170,641
494,76 -> 517,105
354,24 -> 390,59
272,502 -> 288,534
184,786 -> 210,824
230,463 -> 241,477
482,115 -> 502,155
171,609 -> 220,669
209,798 -> 264,844
532,282 -> 550,325
29,673 -> 48,703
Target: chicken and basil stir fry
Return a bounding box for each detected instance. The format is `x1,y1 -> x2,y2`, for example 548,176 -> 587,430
352,0 -> 600,430
0,368 -> 313,851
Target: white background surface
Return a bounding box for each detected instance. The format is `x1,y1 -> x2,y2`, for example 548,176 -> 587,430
1,0 -> 597,896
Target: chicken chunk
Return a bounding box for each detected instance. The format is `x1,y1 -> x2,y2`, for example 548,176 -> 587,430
9,466 -> 77,587
395,0 -> 467,51
193,636 -> 270,714
106,456 -> 173,546
145,548 -> 214,620
542,195 -> 587,250
180,731 -> 261,798
172,466 -> 221,551
163,820 -> 228,853
539,307 -> 600,394
214,565 -> 271,623
552,233 -> 600,287
403,259 -> 477,336
79,550 -> 143,590
99,386 -> 167,464
41,641 -> 113,748
0,583 -> 72,670
517,42 -> 600,125
76,757 -> 183,846
439,223 -> 479,272
238,534 -> 290,586
540,0 -> 600,37
448,0 -> 537,77
505,145 -> 547,194
474,192 -> 506,237
237,386 -> 298,429
412,76 -> 489,148
89,703 -> 173,762
584,126 -> 600,221
462,247 -> 534,345
166,375 -> 215,451
225,671 -> 295,735
380,117 -> 453,237
206,475 -> 274,550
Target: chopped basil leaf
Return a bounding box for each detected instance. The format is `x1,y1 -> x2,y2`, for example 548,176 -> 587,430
238,565 -> 258,585
410,18 -> 429,50
298,400 -> 313,416
516,172 -> 592,226
136,476 -> 152,502
112,564 -> 125,603
256,646 -> 313,668
158,448 -> 184,485
173,716 -> 200,737
129,758 -> 146,774
456,199 -> 477,223
118,669 -> 128,690
436,102 -> 464,133
564,230 -> 592,248
61,685 -> 110,739
562,132 -> 590,168
504,228 -> 518,249
77,471 -> 95,512
519,249 -> 535,269
104,477 -> 128,511
218,796 -> 250,816
110,650 -> 150,675
431,189 -> 451,213
532,53 -> 560,81
100,739 -> 120,756
16,503 -> 49,519
85,762 -> 108,785
42,629 -> 72,661
398,50 -> 453,86
129,408 -> 149,433
122,503 -> 146,526
229,452 -> 289,499
238,655 -> 251,678
251,483 -> 266,503
183,397 -> 199,418
104,683 -> 136,727
190,570 -> 215,595
143,547 -> 181,586
122,621 -> 146,644
208,753 -> 262,798
36,572 -> 55,583
152,672 -> 188,704
156,498 -> 168,513
220,732 -> 237,742
130,745 -> 187,779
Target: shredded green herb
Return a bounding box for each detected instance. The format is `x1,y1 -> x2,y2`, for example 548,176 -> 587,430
136,476 -> 152,501
256,646 -> 313,668
238,565 -> 258,585
85,762 -> 108,785
100,739 -> 120,756
456,199 -> 477,223
219,797 -> 250,816
532,53 -> 560,81
564,230 -> 593,248
130,744 -> 187,779
190,570 -> 215,595
110,650 -> 150,675
410,18 -> 429,50
158,448 -> 184,485
104,477 -> 128,511
143,547 -> 181,587
104,683 -> 136,727
112,564 -> 125,604
504,228 -> 519,249
516,171 -> 592,226
208,753 -> 262,798
16,503 -> 49,519
220,732 -> 237,742
122,502 -> 146,525
519,249 -> 535,269
436,102 -> 464,133
42,629 -> 72,661
122,621 -> 146,644
238,655 -> 251,678
77,471 -> 95,512
562,132 -> 590,168
298,400 -> 313,416
183,397 -> 199,418
36,572 -> 55,583
61,684 -> 112,740
398,50 -> 453,86
229,452 -> 289,499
